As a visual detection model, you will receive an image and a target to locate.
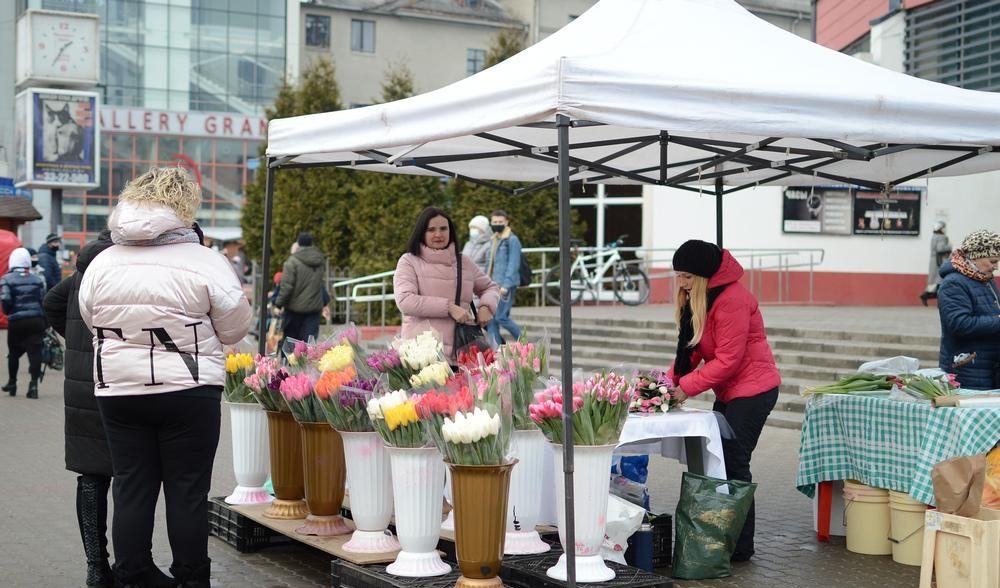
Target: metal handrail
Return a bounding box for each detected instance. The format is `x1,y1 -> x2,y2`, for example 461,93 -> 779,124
329,246 -> 826,326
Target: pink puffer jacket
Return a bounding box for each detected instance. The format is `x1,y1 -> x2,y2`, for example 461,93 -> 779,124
394,244 -> 500,358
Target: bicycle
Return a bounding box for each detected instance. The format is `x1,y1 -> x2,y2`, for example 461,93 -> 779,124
544,234 -> 650,306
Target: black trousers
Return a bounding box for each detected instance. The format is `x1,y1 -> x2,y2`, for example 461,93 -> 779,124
7,317 -> 45,380
97,393 -> 220,581
713,387 -> 778,557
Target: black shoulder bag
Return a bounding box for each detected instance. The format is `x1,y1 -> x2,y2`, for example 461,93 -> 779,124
453,250 -> 488,359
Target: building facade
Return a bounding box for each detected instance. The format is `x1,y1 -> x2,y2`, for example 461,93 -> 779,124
10,0 -> 285,251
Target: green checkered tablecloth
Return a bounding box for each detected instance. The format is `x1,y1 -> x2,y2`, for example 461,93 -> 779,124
796,393 -> 1000,505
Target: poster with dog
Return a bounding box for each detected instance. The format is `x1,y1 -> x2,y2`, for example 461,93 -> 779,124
16,88 -> 99,189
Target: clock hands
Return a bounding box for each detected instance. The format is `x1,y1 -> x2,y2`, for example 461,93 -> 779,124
52,40 -> 74,66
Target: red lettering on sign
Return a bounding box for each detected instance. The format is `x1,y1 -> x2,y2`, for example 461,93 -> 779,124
240,119 -> 252,136
111,110 -> 120,129
204,116 -> 216,134
127,111 -> 136,130
222,117 -> 233,134
260,120 -> 268,137
177,114 -> 188,132
159,113 -> 169,131
143,112 -> 152,131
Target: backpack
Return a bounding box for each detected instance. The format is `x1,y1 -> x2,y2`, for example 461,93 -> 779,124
41,328 -> 64,371
518,256 -> 532,287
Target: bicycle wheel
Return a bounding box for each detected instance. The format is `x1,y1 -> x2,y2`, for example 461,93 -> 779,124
612,263 -> 650,306
544,266 -> 588,306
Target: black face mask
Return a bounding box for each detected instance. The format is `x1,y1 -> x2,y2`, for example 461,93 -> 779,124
491,224 -> 506,234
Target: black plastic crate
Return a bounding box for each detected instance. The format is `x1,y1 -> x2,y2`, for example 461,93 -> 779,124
625,514 -> 672,570
207,497 -> 293,553
331,560 -> 466,588
500,551 -> 673,588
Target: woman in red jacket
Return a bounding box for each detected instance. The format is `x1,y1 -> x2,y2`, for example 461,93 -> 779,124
668,239 -> 781,562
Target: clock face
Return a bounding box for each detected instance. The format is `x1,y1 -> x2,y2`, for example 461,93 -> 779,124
28,12 -> 99,82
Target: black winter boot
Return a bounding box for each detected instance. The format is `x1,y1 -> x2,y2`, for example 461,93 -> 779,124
26,378 -> 38,399
2,378 -> 15,396
114,564 -> 177,588
169,560 -> 211,588
77,475 -> 114,587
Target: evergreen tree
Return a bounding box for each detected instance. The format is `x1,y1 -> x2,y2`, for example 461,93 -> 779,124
377,61 -> 416,102
485,27 -> 528,68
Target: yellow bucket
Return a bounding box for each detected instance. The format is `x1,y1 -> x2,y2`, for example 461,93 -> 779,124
843,481 -> 891,555
887,490 -> 927,566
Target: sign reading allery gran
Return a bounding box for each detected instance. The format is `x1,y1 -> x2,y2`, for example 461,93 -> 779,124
14,87 -> 100,189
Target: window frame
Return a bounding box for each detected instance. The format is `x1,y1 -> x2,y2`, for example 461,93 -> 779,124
351,18 -> 376,54
305,13 -> 331,49
466,48 -> 486,76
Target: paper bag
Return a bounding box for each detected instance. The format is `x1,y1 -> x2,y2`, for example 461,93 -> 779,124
932,454 -> 986,516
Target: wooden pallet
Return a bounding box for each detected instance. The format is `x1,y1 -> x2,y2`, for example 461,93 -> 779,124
918,508 -> 1000,588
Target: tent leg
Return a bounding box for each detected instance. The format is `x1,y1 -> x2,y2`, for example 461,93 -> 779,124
257,159 -> 276,356
557,114 -> 577,588
715,177 -> 724,248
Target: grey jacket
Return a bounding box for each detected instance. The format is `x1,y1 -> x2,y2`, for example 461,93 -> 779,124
275,246 -> 327,314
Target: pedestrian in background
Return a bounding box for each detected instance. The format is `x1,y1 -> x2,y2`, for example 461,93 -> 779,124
937,229 -> 1000,390
666,239 -> 781,562
920,220 -> 952,306
43,230 -> 116,588
462,215 -> 491,274
38,232 -> 63,290
79,167 -> 252,588
1,247 -> 47,398
274,232 -> 327,347
486,209 -> 523,345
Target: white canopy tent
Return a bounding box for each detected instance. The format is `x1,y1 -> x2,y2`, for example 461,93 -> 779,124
261,0 -> 1000,582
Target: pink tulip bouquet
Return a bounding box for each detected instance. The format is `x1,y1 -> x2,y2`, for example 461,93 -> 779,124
279,372 -> 325,423
529,370 -> 637,445
244,354 -> 289,412
497,339 -> 547,430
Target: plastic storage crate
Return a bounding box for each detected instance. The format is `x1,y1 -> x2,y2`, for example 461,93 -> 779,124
500,551 -> 673,588
207,497 -> 292,553
332,560 -> 465,588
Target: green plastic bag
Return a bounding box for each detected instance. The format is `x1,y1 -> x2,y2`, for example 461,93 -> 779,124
672,472 -> 757,580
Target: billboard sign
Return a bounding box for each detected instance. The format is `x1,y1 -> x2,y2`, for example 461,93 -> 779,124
15,88 -> 100,189
853,186 -> 922,236
782,186 -> 853,235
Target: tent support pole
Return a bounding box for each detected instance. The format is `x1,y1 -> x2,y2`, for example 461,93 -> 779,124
557,113 -> 577,588
257,158 -> 276,356
715,176 -> 724,248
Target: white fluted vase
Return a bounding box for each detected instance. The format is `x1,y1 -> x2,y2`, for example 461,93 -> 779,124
224,402 -> 272,505
547,443 -> 617,582
385,446 -> 451,577
504,429 -> 551,555
340,431 -> 399,554
440,468 -> 455,532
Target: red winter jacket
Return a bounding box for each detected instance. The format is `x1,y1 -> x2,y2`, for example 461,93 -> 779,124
668,250 -> 781,403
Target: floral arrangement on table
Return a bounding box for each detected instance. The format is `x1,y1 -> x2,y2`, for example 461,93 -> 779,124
803,372 -> 959,399
497,340 -> 547,429
367,349 -> 412,391
280,372 -> 325,423
316,360 -> 380,432
419,370 -> 512,465
245,355 -> 290,412
629,369 -> 678,414
530,370 -> 637,445
896,373 -> 959,400
224,352 -> 256,403
367,388 -> 427,448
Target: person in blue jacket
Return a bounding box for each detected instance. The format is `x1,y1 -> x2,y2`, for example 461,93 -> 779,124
38,233 -> 63,290
486,209 -> 522,345
937,229 -> 1000,390
0,248 -> 47,398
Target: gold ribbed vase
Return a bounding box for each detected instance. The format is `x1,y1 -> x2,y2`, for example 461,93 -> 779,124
295,422 -> 351,536
262,411 -> 308,520
449,460 -> 517,587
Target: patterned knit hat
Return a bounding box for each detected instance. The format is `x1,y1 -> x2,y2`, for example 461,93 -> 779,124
960,229 -> 1000,259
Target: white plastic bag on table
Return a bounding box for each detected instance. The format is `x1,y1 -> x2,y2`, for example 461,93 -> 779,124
601,495 -> 645,565
857,356 -> 919,376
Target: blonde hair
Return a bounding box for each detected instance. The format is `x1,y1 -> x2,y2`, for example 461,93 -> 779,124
118,166 -> 201,226
675,275 -> 709,347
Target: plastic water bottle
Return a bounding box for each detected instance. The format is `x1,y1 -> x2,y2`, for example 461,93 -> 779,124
632,523 -> 654,571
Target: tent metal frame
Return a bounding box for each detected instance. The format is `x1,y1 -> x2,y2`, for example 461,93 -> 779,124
259,119 -> 997,586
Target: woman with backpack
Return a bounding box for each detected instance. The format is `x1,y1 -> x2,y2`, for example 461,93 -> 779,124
1,247 -> 47,398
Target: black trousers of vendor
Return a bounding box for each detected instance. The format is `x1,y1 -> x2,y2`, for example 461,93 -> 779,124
97,389 -> 221,583
7,316 -> 45,380
713,387 -> 778,559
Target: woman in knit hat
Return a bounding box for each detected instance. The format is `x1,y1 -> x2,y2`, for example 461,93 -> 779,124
666,239 -> 781,562
937,229 -> 1000,390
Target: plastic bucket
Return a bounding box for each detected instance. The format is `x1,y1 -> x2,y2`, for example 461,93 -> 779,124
843,481 -> 891,555
887,491 -> 927,566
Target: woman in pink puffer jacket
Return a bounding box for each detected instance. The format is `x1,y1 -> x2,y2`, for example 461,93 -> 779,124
394,207 -> 500,359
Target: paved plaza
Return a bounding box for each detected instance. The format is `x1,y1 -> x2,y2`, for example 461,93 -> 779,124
0,306 -> 935,587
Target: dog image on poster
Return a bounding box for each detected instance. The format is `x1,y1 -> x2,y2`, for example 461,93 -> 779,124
41,99 -> 85,163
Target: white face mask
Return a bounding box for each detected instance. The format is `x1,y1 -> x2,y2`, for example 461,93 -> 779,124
469,228 -> 482,239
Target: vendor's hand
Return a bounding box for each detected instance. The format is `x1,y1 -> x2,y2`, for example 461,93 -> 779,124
477,306 -> 494,326
322,307 -> 331,321
672,386 -> 688,405
449,303 -> 471,323
500,287 -> 509,296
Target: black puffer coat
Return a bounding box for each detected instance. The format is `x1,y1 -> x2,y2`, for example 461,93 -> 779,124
43,231 -> 114,476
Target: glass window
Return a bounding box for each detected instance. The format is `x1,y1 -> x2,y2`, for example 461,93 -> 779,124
112,134 -> 133,160
351,19 -> 375,53
215,139 -> 246,165
466,48 -> 486,76
305,14 -> 330,48
135,135 -> 156,162
158,137 -> 180,161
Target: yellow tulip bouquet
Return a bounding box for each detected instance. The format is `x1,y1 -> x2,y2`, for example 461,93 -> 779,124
224,352 -> 256,403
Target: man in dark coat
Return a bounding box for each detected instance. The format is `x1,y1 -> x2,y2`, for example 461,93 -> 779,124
274,232 -> 327,347
44,230 -> 116,587
38,232 -> 63,290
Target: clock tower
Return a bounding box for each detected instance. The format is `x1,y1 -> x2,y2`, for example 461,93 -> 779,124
16,9 -> 100,88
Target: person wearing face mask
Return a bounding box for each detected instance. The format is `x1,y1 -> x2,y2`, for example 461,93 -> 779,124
38,233 -> 64,290
937,229 -> 1000,390
0,248 -> 48,398
462,215 -> 492,274
665,239 -> 780,563
485,209 -> 523,345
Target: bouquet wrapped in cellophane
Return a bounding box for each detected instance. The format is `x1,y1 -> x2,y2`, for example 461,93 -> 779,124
279,371 -> 325,423
419,370 -> 512,465
530,369 -> 637,445
244,354 -> 289,412
316,359 -> 380,432
367,385 -> 428,448
224,350 -> 256,403
497,338 -> 548,429
392,329 -> 453,389
630,369 -> 677,414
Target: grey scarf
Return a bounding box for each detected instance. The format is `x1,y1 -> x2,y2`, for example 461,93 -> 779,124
112,227 -> 200,247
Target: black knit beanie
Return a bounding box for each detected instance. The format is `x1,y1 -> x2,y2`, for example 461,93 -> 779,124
672,240 -> 723,278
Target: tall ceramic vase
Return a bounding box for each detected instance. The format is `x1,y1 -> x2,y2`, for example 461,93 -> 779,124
224,402 -> 272,505
504,429 -> 550,554
262,411 -> 308,520
340,431 -> 399,553
385,446 -> 451,577
547,443 -> 617,582
296,423 -> 352,536
450,460 -> 516,588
